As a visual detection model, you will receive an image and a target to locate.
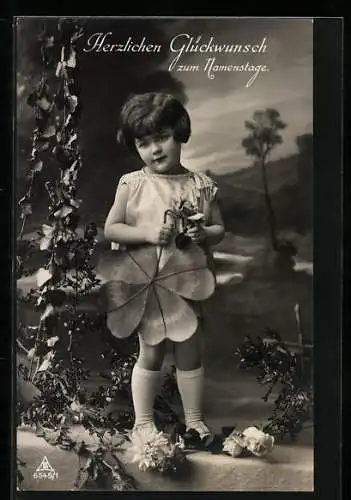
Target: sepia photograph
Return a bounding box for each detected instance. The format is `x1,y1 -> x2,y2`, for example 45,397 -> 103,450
16,17 -> 314,492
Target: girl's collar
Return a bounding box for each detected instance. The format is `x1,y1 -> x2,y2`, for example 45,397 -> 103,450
141,166 -> 193,178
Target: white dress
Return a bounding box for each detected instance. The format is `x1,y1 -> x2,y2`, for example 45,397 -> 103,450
112,167 -> 218,271
107,167 -> 219,345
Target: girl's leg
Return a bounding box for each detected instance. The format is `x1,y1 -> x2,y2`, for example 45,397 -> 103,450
131,334 -> 166,428
173,326 -> 211,438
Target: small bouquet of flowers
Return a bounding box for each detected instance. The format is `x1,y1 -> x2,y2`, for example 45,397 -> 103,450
167,199 -> 205,250
222,426 -> 275,458
125,429 -> 186,474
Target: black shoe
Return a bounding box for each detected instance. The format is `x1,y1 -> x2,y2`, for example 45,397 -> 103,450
183,422 -> 215,451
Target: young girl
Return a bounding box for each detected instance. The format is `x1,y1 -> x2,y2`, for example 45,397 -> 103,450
104,92 -> 225,447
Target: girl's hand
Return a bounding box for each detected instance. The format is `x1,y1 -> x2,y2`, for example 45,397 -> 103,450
145,222 -> 174,246
186,225 -> 207,244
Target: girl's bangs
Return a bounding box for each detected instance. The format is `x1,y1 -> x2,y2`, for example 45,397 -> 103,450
133,108 -> 174,139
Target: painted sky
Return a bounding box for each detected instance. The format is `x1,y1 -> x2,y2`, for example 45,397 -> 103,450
156,18 -> 313,174
16,18 -> 313,179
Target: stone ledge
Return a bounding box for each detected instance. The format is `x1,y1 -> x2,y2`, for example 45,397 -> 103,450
17,427 -> 313,492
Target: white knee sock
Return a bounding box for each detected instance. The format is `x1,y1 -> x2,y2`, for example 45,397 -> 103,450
131,364 -> 162,427
176,366 -> 205,428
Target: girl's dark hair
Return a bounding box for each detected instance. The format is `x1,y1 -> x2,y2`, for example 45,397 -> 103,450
117,92 -> 191,152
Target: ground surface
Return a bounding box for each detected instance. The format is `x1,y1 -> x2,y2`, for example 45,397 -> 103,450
17,230 -> 314,491
17,373 -> 314,492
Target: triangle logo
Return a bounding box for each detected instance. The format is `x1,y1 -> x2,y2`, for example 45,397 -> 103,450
35,456 -> 55,473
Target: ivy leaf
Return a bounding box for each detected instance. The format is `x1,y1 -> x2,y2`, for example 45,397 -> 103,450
37,267 -> 52,287
91,461 -> 100,481
67,94 -> 78,113
69,159 -> 79,170
20,203 -> 32,219
63,168 -> 76,185
73,26 -> 85,42
67,133 -> 77,147
27,347 -> 38,360
29,159 -> 43,174
55,61 -> 64,78
41,125 -> 56,139
44,180 -> 56,203
39,224 -> 54,250
111,470 -> 125,491
36,96 -> 52,112
70,400 -> 82,412
70,198 -> 81,209
43,428 -> 61,445
29,147 -> 39,160
27,92 -> 38,107
67,48 -> 76,68
27,325 -> 39,335
67,251 -> 75,262
64,114 -> 72,130
47,336 -> 59,347
84,222 -> 97,240
37,141 -> 50,152
62,159 -> 79,184
54,205 -> 73,219
40,304 -> 54,321
83,456 -> 93,472
37,358 -> 52,373
36,295 -> 44,307
53,145 -> 71,166
59,415 -> 67,426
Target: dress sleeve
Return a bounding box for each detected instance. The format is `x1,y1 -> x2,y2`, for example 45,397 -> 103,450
114,173 -> 130,202
207,177 -> 219,203
193,172 -> 219,207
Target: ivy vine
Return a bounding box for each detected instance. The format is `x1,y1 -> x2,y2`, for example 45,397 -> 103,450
16,18 -> 138,491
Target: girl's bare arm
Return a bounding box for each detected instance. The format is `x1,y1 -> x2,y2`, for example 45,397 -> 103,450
104,183 -> 173,245
104,184 -> 150,244
203,200 -> 225,245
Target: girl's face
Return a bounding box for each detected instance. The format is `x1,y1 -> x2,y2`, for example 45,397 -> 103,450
134,128 -> 182,174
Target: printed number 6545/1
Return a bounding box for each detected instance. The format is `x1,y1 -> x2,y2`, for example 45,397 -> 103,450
33,472 -> 59,480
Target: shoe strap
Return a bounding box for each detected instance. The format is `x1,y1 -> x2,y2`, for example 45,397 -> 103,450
187,421 -> 211,438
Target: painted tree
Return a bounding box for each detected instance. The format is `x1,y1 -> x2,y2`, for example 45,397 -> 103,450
242,109 -> 287,250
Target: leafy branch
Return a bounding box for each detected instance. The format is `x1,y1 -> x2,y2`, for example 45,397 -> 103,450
235,318 -> 313,441
30,418 -> 136,490
16,18 -> 182,490
15,17 -> 127,490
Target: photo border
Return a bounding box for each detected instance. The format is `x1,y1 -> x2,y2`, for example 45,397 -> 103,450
5,14 -> 343,500
0,13 -> 14,500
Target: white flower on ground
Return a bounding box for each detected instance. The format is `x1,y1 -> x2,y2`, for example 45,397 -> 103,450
125,429 -> 186,473
222,438 -> 244,457
222,426 -> 274,458
242,426 -> 275,457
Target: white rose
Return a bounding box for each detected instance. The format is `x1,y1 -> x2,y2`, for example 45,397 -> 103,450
242,426 -> 274,457
223,438 -> 243,457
